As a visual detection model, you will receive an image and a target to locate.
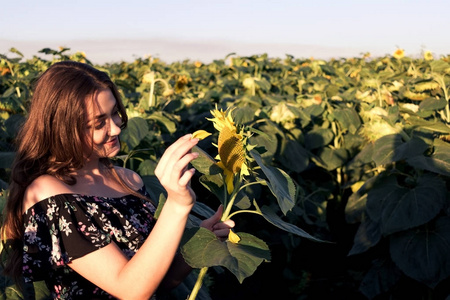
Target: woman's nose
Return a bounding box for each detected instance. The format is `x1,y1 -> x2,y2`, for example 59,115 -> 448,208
109,117 -> 121,136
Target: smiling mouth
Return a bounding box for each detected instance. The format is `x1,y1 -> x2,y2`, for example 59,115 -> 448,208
105,137 -> 118,145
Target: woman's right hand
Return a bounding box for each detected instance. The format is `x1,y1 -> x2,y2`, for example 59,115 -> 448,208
154,134 -> 199,207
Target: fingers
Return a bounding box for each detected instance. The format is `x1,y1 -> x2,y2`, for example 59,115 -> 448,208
212,228 -> 232,239
155,134 -> 198,179
178,167 -> 196,187
212,220 -> 235,240
200,205 -> 223,229
213,219 -> 235,231
153,134 -> 199,205
200,205 -> 236,240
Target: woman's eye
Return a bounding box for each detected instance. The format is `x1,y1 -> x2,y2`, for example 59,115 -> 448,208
94,120 -> 106,130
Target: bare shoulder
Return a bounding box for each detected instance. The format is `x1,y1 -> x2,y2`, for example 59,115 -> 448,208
114,166 -> 144,191
23,175 -> 73,211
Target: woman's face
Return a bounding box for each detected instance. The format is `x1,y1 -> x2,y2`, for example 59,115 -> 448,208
84,88 -> 123,159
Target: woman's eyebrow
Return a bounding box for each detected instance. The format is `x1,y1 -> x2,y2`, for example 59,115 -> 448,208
93,113 -> 107,120
92,107 -> 118,120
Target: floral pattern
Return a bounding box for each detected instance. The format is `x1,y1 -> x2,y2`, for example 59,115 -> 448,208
23,186 -> 156,299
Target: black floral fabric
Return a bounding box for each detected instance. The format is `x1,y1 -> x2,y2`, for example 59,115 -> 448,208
22,186 -> 156,299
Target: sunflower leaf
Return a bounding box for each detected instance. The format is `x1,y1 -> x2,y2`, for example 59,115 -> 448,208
180,227 -> 270,283
120,117 -> 149,150
390,216 -> 450,288
259,205 -> 326,242
250,150 -> 296,215
190,145 -> 222,175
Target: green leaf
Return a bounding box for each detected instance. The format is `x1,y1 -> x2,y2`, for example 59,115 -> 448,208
430,60 -> 450,73
345,175 -> 380,224
369,135 -> 428,168
191,201 -> 215,220
0,274 -> 50,300
190,146 -> 222,175
137,159 -> 157,176
390,216 -> 450,288
366,174 -> 446,235
419,97 -> 447,111
278,139 -> 309,173
304,128 -> 334,150
254,78 -> 271,92
9,48 -> 24,57
348,141 -> 374,168
320,64 -> 336,76
406,117 -> 450,134
348,216 -> 382,255
359,258 -> 401,299
38,48 -> 59,55
148,111 -> 177,134
248,124 -> 278,160
250,150 -> 296,215
180,227 -> 270,283
233,106 -> 256,125
259,205 -> 326,242
315,147 -> 349,170
141,175 -> 166,206
2,87 -> 15,98
332,108 -> 361,134
303,104 -> 324,118
372,134 -> 404,166
199,174 -> 226,205
154,193 -> 166,219
120,117 -> 149,150
407,138 -> 450,176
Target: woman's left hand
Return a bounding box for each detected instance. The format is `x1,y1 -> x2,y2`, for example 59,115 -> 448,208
200,205 -> 235,241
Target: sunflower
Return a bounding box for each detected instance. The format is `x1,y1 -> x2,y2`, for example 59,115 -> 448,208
393,48 -> 405,59
206,107 -> 250,194
424,50 -> 434,61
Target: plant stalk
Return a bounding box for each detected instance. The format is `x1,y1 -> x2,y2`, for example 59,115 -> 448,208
149,80 -> 155,108
188,267 -> 208,300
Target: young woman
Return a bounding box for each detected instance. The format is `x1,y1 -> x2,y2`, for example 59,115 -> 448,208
2,61 -> 233,299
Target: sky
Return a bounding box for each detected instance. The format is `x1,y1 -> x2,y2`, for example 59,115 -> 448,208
1,0 -> 449,64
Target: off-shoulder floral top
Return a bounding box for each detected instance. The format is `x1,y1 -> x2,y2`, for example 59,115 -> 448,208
22,186 -> 157,299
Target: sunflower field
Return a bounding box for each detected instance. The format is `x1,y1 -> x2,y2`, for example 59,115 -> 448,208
1,47 -> 450,299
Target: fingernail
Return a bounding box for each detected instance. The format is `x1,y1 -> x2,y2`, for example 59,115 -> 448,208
191,138 -> 199,143
183,134 -> 192,139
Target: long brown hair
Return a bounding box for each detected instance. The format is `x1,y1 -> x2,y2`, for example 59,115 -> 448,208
1,61 -> 143,283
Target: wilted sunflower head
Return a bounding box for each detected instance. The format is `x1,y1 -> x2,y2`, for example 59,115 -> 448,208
218,125 -> 246,174
207,107 -> 250,194
359,107 -> 403,142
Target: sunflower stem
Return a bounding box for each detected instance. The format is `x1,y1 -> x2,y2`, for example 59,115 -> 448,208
149,79 -> 155,108
188,267 -> 208,300
227,209 -> 262,219
221,173 -> 243,221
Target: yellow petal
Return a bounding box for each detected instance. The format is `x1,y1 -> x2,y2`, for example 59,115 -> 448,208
192,130 -> 212,140
228,230 -> 241,244
224,171 -> 234,194
217,161 -> 235,194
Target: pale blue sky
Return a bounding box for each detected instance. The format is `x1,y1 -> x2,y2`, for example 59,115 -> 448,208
1,0 -> 449,63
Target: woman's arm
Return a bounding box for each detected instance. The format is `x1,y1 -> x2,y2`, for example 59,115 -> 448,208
69,134 -> 199,299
